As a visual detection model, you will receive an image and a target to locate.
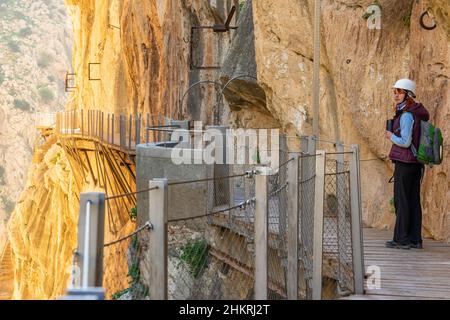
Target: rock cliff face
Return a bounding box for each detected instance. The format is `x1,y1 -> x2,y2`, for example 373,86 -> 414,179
3,0 -> 450,300
251,0 -> 450,239
5,0 -> 239,299
7,137 -> 79,299
0,0 -> 71,226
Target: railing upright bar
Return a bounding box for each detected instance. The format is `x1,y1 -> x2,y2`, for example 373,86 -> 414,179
136,114 -> 141,145
112,114 -> 115,146
287,154 -> 299,300
107,114 -> 110,144
312,150 -> 325,300
349,145 -> 365,295
254,167 -> 270,300
149,179 -> 168,300
128,114 -> 132,151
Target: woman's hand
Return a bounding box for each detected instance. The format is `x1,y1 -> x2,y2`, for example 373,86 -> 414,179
386,131 -> 393,140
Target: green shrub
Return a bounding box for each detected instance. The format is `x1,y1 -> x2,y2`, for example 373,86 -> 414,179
19,27 -> 32,37
38,87 -> 55,103
0,166 -> 5,185
7,40 -> 20,52
13,99 -> 31,111
180,238 -> 209,278
111,252 -> 149,300
402,3 -> 413,27
112,288 -> 130,300
389,197 -> 395,215
239,0 -> 246,11
1,196 -> 15,215
37,52 -> 53,68
0,68 -> 5,85
130,207 -> 137,221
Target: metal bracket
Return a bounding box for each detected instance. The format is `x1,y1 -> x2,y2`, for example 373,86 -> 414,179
108,24 -> 120,30
65,72 -> 76,92
419,11 -> 436,30
189,6 -> 238,70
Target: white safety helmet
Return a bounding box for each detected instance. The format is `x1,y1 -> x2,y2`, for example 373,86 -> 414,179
393,79 -> 417,98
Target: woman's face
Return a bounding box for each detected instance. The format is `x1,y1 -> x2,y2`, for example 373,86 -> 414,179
394,88 -> 406,104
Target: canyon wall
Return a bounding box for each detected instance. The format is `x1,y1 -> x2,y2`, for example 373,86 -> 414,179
3,0 -> 450,299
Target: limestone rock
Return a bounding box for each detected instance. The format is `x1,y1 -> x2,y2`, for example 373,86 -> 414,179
251,0 -> 450,239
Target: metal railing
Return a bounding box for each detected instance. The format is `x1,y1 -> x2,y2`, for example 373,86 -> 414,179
63,135 -> 364,300
54,110 -> 172,153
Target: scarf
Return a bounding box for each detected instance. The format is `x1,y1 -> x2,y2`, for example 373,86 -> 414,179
396,100 -> 407,112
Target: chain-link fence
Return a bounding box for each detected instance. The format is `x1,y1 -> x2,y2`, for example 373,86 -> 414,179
322,153 -> 354,299
298,153 -> 317,300
65,136 -> 363,301
267,158 -> 289,300
167,166 -> 256,300
103,230 -> 151,300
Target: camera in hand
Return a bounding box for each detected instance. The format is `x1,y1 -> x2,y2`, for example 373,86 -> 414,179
386,119 -> 394,133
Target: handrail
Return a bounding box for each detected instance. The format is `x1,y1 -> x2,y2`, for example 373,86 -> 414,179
55,110 -> 169,153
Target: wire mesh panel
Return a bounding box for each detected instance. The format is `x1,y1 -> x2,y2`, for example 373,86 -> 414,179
267,161 -> 289,300
298,154 -> 316,300
322,154 -> 354,299
103,232 -> 150,300
167,172 -> 256,300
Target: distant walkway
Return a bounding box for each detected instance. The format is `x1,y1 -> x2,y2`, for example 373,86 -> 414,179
343,228 -> 450,300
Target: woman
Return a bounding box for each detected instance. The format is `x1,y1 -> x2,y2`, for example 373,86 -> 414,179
385,79 -> 429,250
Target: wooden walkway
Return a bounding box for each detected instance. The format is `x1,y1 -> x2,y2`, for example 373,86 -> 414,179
343,227 -> 450,300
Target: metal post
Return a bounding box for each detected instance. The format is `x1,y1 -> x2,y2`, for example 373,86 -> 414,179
312,0 -> 321,137
349,145 -> 365,295
120,115 -> 125,149
77,192 -> 105,288
255,166 -> 270,300
149,179 -> 168,300
136,114 -> 141,145
287,153 -> 299,300
97,111 -> 99,138
335,141 -> 347,289
111,114 -> 115,145
157,115 -> 161,142
128,115 -> 132,150
107,114 -> 110,144
206,126 -> 229,206
300,135 -> 315,297
146,113 -> 149,144
101,112 -> 104,141
312,150 -> 325,300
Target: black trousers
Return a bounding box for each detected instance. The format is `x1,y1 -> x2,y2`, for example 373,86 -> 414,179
393,161 -> 424,245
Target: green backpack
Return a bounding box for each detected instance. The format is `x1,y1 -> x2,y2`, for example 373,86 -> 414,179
413,121 -> 444,166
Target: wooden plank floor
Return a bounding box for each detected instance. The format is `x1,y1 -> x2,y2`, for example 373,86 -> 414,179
343,227 -> 450,300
